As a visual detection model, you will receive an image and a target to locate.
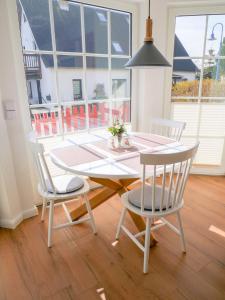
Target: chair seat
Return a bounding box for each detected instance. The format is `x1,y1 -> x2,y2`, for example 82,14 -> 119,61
126,184 -> 174,211
46,175 -> 84,194
38,175 -> 89,200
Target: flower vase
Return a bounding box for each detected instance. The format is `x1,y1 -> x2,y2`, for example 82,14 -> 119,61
117,134 -> 123,148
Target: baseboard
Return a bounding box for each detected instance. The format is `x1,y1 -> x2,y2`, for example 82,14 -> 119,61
0,206 -> 38,229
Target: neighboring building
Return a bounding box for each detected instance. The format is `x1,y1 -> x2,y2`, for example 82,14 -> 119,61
173,35 -> 200,84
17,0 -> 130,106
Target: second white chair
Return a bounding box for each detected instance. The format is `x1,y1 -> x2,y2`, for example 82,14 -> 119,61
151,118 -> 186,141
116,143 -> 199,273
29,135 -> 97,247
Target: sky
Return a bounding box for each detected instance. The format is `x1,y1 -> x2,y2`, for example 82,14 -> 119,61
175,14 -> 225,68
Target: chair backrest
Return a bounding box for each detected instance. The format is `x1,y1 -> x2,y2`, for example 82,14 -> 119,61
139,143 -> 199,213
28,132 -> 56,194
151,118 -> 186,141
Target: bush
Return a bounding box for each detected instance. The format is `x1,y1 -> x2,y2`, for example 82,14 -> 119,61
172,79 -> 225,97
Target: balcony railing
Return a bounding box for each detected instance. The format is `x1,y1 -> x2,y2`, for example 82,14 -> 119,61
23,54 -> 42,79
30,102 -> 130,137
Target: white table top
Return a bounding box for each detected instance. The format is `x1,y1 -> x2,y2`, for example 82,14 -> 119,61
49,130 -> 190,179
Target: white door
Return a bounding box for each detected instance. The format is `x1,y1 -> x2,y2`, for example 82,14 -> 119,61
166,5 -> 225,175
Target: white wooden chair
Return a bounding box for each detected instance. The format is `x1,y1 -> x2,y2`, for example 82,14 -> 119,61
151,118 -> 186,141
29,134 -> 97,247
116,143 -> 199,273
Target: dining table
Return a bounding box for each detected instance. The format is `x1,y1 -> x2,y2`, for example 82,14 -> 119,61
49,129 -> 188,247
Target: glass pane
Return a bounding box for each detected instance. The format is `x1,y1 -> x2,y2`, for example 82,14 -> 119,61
112,58 -> 130,99
172,103 -> 199,136
202,58 -> 225,96
57,55 -> 83,68
53,1 -> 82,52
24,55 -> 56,105
111,58 -> 128,69
111,11 -> 130,55
17,0 -> 52,50
199,102 -> 225,136
30,105 -> 60,137
84,6 -> 108,54
86,57 -> 108,69
205,15 -> 225,57
86,57 -> 109,100
88,102 -> 110,128
174,16 -> 206,57
62,104 -> 86,132
112,101 -> 130,123
57,55 -> 84,102
172,59 -> 201,97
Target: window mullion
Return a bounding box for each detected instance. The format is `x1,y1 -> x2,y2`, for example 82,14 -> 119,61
108,10 -> 112,125
80,4 -> 89,132
48,0 -> 64,139
195,15 -> 209,145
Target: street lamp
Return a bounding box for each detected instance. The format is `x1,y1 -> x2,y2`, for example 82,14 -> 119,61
208,22 -> 224,80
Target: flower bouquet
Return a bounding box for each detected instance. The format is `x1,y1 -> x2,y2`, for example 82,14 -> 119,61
108,119 -> 126,148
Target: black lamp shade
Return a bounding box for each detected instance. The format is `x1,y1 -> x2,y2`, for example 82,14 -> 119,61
125,41 -> 171,68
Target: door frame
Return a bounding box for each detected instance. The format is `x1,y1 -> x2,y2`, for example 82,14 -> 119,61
164,3 -> 225,175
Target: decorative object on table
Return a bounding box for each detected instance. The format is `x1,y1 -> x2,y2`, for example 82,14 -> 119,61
122,132 -> 133,148
125,0 -> 171,68
107,135 -> 116,149
108,119 -> 126,148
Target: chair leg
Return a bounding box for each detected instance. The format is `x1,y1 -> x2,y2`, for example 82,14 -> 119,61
143,217 -> 151,274
41,198 -> 47,222
84,194 -> 97,234
116,207 -> 127,240
177,210 -> 186,253
48,200 -> 54,248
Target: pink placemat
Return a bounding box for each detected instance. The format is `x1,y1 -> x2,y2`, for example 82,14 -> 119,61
90,140 -> 146,157
132,134 -> 174,147
51,145 -> 105,167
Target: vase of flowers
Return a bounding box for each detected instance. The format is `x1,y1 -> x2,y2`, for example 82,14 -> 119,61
108,119 -> 126,148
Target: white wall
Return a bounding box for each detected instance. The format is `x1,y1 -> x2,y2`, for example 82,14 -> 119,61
136,0 -> 171,132
56,68 -> 130,102
0,0 -> 38,229
20,6 -> 37,51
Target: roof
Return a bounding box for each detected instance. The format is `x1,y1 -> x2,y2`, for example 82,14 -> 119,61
19,0 -> 130,68
19,0 -> 199,73
173,35 -> 200,72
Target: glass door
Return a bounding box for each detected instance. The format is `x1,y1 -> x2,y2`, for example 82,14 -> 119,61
170,13 -> 225,174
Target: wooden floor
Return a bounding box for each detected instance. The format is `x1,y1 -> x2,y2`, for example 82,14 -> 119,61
1,175 -> 225,300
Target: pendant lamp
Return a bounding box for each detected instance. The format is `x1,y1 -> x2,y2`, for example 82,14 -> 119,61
125,0 -> 171,68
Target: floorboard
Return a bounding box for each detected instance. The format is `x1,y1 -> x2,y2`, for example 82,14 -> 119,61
0,175 -> 225,300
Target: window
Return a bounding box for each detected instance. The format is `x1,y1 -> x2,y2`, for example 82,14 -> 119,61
171,14 -> 225,168
72,79 -> 82,100
112,79 -> 127,98
16,0 -> 131,137
84,6 -> 108,54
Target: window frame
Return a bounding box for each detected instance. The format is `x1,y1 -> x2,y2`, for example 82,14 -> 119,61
165,4 -> 225,175
18,0 -> 135,136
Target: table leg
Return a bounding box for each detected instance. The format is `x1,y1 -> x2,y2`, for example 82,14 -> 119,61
70,187 -> 117,221
69,177 -> 157,247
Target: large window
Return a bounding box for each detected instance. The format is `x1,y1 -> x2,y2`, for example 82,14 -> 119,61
171,14 -> 225,169
17,0 -> 131,137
